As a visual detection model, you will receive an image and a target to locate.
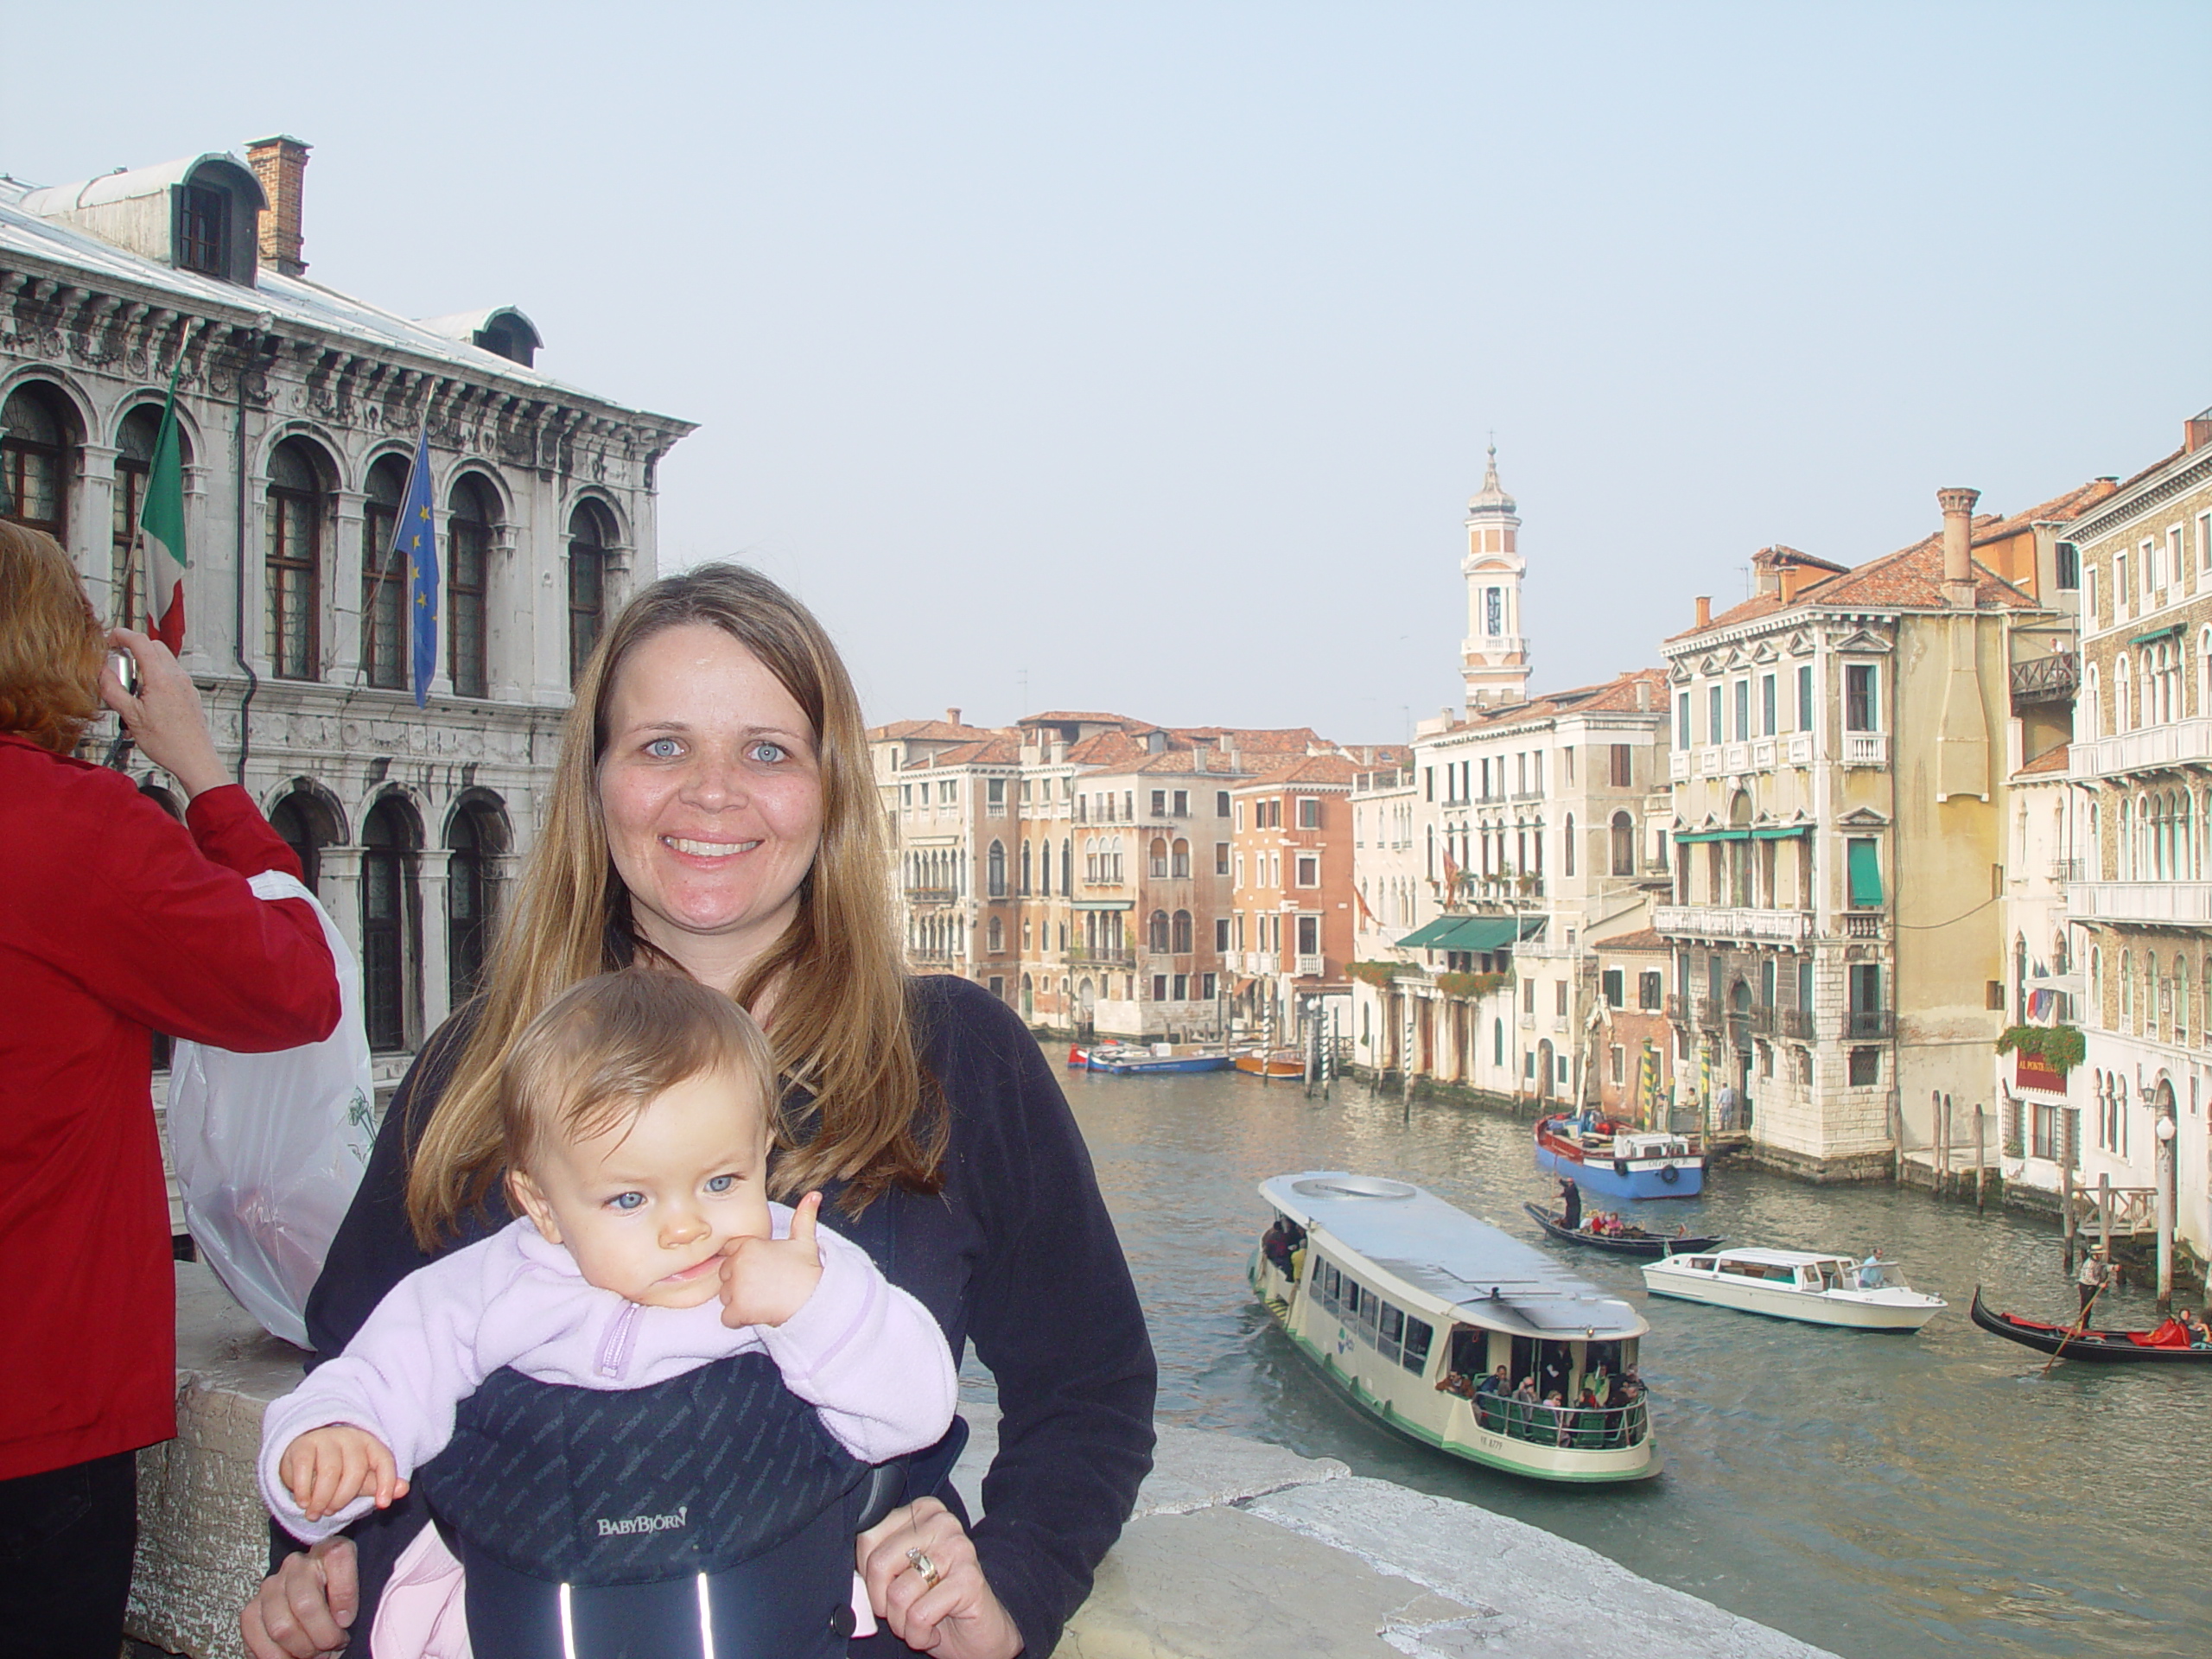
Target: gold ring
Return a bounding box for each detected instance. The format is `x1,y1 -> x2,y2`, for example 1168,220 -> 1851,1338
906,1547 -> 941,1588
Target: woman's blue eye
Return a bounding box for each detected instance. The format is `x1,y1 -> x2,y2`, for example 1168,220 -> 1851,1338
705,1174 -> 735,1194
751,741 -> 787,764
607,1192 -> 645,1211
645,738 -> 681,759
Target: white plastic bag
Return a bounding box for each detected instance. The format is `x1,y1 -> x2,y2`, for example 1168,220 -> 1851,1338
167,871 -> 375,1349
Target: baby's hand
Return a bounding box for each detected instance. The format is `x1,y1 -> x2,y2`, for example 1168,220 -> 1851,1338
280,1425 -> 409,1522
720,1191 -> 826,1329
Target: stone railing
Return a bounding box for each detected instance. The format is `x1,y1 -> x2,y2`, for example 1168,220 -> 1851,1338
1653,905 -> 1812,944
2073,715 -> 2212,779
2066,880 -> 2212,925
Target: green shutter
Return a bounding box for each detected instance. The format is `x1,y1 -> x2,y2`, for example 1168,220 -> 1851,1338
1847,839 -> 1883,908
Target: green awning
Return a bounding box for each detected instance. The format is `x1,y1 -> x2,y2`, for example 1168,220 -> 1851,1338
1675,828 -> 1751,844
2130,624 -> 2183,645
1751,825 -> 1810,840
1847,838 -> 1884,908
1395,915 -> 1546,952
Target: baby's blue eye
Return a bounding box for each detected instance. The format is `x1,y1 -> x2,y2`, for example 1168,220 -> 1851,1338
607,1192 -> 645,1211
705,1174 -> 736,1194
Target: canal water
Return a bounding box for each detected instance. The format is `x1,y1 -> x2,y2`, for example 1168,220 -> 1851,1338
1029,1055 -> 2204,1659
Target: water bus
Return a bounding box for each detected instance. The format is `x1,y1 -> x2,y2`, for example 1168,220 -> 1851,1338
1641,1248 -> 1944,1332
1534,1113 -> 1704,1199
1250,1172 -> 1657,1483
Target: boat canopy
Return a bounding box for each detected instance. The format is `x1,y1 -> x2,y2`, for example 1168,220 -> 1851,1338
1260,1172 -> 1646,1341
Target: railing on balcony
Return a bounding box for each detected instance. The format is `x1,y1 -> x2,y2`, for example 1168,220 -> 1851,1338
1843,912 -> 1885,939
1751,739 -> 1777,769
1295,954 -> 1323,977
1842,732 -> 1889,767
1669,751 -> 1690,781
1739,1003 -> 1775,1034
1846,1008 -> 1895,1039
1653,905 -> 1812,944
1664,994 -> 1688,1022
2066,881 -> 2212,925
2048,859 -> 2086,884
1697,747 -> 1721,776
903,886 -> 959,906
1786,733 -> 1814,766
1724,743 -> 1750,772
1781,1007 -> 1817,1040
2010,650 -> 2079,712
2074,715 -> 2212,780
1069,948 -> 1135,968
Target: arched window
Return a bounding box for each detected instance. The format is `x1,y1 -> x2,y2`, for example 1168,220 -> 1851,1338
265,437 -> 326,679
1148,909 -> 1170,952
2115,654 -> 2133,731
1110,835 -> 1123,883
362,796 -> 422,1052
1493,1018 -> 1503,1066
987,915 -> 1004,953
2,382 -> 74,543
1610,811 -> 1635,877
1020,839 -> 1033,895
1061,838 -> 1071,894
361,454 -> 410,690
1562,813 -> 1576,878
2083,664 -> 2101,741
447,798 -> 508,1004
1172,909 -> 1192,953
2120,798 -> 2135,880
986,841 -> 1007,897
447,474 -> 496,697
1148,836 -> 1169,879
2177,956 -> 2190,1042
2090,946 -> 2102,1018
1171,838 -> 1191,879
267,785 -> 341,895
567,499 -> 615,684
111,404 -> 190,626
1084,836 -> 1097,883
2120,950 -> 2133,1031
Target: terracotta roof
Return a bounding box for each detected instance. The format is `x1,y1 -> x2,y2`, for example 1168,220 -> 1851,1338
902,736 -> 1020,768
1232,753 -> 1362,789
2014,742 -> 2072,779
1971,479 -> 2119,543
1597,928 -> 1669,953
1669,532 -> 2040,642
868,718 -> 1002,742
1450,668 -> 1669,733
1751,544 -> 1848,575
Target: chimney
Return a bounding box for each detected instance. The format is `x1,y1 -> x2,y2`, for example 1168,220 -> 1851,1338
1694,595 -> 1712,629
246,135 -> 311,276
1635,677 -> 1652,712
945,707 -> 961,727
1938,486 -> 1980,600
2188,410 -> 2212,454
1192,745 -> 1208,773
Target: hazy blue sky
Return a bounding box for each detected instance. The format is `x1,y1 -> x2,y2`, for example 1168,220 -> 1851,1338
6,3 -> 2205,742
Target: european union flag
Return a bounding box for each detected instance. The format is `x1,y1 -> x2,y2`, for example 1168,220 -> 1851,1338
397,426 -> 439,708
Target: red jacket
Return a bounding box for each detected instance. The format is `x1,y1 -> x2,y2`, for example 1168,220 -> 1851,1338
1,734 -> 340,1480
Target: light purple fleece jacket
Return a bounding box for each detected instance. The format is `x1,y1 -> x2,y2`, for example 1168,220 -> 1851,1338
257,1205 -> 956,1544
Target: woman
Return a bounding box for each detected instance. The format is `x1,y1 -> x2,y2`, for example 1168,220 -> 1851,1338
245,565 -> 1156,1658
0,521 -> 340,1655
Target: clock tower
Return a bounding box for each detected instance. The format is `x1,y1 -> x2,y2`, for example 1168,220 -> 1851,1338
1461,444 -> 1529,710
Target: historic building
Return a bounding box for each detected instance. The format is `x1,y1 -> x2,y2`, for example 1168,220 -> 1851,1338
1225,752 -> 1363,1046
2053,409 -> 2212,1270
1655,484 -> 2107,1179
1460,445 -> 1529,710
0,137 -> 693,1104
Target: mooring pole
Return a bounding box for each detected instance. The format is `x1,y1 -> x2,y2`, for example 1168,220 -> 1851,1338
2061,1162 -> 2076,1274
1975,1105 -> 1986,1214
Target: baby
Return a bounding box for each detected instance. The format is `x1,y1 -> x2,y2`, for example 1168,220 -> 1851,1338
256,969 -> 957,1659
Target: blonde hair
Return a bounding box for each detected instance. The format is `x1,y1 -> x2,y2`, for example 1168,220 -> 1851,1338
0,521 -> 104,753
407,564 -> 940,1247
500,969 -> 779,1176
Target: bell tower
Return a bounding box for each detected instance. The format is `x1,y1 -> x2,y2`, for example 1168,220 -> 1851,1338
1461,443 -> 1529,710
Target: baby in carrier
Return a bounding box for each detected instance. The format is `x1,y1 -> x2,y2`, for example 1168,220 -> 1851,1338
257,969 -> 957,1658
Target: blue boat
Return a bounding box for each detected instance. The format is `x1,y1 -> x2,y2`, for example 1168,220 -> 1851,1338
1534,1114 -> 1705,1200
1088,1050 -> 1234,1076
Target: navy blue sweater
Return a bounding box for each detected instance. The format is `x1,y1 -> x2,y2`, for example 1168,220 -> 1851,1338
298,974 -> 1157,1656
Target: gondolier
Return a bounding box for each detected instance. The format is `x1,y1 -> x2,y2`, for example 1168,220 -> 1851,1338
1560,1179 -> 1582,1232
2077,1251 -> 2113,1313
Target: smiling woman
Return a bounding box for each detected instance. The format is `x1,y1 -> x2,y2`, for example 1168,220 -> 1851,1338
248,564 -> 1155,1659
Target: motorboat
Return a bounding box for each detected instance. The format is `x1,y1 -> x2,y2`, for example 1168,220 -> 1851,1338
1641,1248 -> 1944,1332
1535,1112 -> 1705,1199
1968,1288 -> 2212,1364
1086,1044 -> 1232,1075
1251,1172 -> 1658,1483
1522,1202 -> 1722,1258
1233,1048 -> 1303,1078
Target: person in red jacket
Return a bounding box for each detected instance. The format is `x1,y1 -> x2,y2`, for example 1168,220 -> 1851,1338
0,520 -> 341,1656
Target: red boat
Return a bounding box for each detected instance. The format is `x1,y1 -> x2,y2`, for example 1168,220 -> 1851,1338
1968,1288 -> 2212,1364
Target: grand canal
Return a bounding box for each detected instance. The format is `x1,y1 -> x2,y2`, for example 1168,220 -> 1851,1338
1033,1056 -> 2202,1659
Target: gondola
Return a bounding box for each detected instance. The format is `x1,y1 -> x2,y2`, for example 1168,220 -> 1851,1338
1522,1203 -> 1721,1259
1967,1287 -> 2212,1364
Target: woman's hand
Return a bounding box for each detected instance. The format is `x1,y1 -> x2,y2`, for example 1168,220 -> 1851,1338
240,1536 -> 359,1658
856,1497 -> 1023,1658
100,626 -> 227,798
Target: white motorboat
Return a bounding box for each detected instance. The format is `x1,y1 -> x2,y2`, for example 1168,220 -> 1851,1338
1639,1248 -> 1945,1332
1252,1172 -> 1658,1483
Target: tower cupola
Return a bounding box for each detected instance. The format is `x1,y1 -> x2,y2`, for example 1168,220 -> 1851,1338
1460,443 -> 1529,709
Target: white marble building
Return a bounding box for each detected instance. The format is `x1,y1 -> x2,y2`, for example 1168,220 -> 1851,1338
1,137 -> 694,1119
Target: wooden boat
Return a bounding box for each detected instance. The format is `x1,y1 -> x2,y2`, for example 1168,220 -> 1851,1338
1967,1288 -> 2212,1364
1535,1113 -> 1704,1200
1066,1041 -> 1143,1068
1233,1048 -> 1302,1078
1251,1171 -> 1658,1483
1641,1248 -> 1944,1332
1522,1202 -> 1721,1258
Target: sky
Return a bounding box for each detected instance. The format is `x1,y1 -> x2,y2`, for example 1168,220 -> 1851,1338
5,3 -> 2207,744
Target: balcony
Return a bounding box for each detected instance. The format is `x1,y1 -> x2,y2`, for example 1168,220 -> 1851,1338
1295,954 -> 1324,977
1751,739 -> 1777,769
1697,747 -> 1722,776
1781,1007 -> 1817,1040
1786,733 -> 1814,766
902,886 -> 959,906
2048,859 -> 2086,885
2074,716 -> 2212,780
2010,651 -> 2079,714
1069,948 -> 1135,968
1846,1009 -> 1895,1039
1654,905 -> 1813,944
1842,911 -> 1885,940
2065,881 -> 2212,925
1665,993 -> 1688,1022
1669,751 -> 1690,781
1738,1003 -> 1775,1034
1841,732 -> 1888,767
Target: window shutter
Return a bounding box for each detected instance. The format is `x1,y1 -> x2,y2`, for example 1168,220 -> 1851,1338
1847,839 -> 1883,908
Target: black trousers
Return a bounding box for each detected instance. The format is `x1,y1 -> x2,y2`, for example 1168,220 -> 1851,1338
0,1451 -> 137,1659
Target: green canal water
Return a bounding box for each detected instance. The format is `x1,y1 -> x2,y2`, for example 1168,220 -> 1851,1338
1033,1055 -> 2203,1659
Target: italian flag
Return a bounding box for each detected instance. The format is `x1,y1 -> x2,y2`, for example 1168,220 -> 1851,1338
138,385 -> 187,652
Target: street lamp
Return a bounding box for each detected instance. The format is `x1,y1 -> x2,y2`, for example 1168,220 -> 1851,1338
2144,1078 -> 2177,1309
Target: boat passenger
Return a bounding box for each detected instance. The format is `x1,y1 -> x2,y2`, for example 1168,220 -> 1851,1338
1541,1391 -> 1571,1447
1260,1218 -> 1296,1277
